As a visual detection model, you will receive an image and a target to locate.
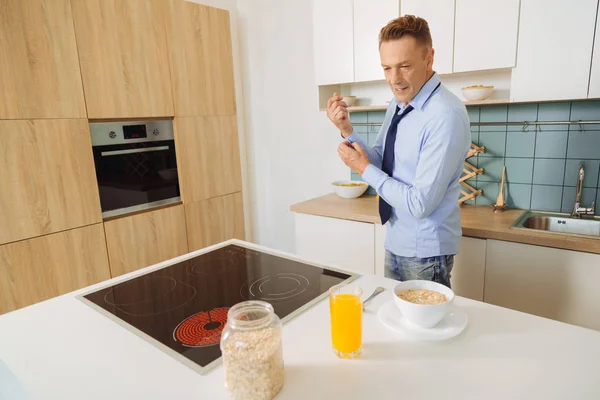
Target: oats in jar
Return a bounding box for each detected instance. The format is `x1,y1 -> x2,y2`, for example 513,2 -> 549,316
397,289 -> 448,305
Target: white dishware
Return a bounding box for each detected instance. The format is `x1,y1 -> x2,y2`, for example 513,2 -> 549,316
331,180 -> 368,199
461,85 -> 494,101
378,300 -> 468,341
392,280 -> 455,328
342,96 -> 356,106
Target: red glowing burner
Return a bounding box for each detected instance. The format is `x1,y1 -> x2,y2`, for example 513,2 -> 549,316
174,308 -> 229,347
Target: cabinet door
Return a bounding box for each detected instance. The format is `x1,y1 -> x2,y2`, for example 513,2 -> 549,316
174,116 -> 242,203
71,0 -> 174,118
0,0 -> 86,119
451,237 -> 486,301
511,0 -> 598,102
164,1 -> 236,116
374,223 -> 387,276
353,0 -> 400,82
104,205 -> 188,277
0,119 -> 102,245
401,0 -> 455,75
294,213 -> 375,275
0,224 -> 110,315
453,0 -> 520,73
484,239 -> 600,331
185,192 -> 245,252
589,8 -> 600,98
313,0 -> 354,85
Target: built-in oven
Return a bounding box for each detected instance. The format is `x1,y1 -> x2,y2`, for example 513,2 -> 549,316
90,119 -> 180,219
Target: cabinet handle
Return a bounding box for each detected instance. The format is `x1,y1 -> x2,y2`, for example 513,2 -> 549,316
100,146 -> 169,156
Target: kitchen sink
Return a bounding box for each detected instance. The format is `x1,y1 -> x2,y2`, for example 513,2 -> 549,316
511,210 -> 600,238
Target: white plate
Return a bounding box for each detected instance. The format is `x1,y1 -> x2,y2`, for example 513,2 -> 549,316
377,300 -> 468,341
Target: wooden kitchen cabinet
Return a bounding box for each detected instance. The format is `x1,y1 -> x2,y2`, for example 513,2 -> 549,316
313,0 -> 354,85
294,213 -> 375,275
0,224 -> 111,315
353,0 -> 400,83
588,7 -> 600,99
401,0 -> 455,75
104,205 -> 188,277
510,0 -> 598,102
174,116 -> 242,203
484,239 -> 600,331
0,0 -> 86,119
164,0 -> 236,116
71,0 -> 174,118
453,0 -> 520,73
0,119 -> 102,246
185,192 -> 245,252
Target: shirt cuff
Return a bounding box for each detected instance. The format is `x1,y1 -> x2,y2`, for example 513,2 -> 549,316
345,128 -> 359,142
361,164 -> 387,188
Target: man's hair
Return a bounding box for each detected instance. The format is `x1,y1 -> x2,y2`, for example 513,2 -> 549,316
379,15 -> 433,50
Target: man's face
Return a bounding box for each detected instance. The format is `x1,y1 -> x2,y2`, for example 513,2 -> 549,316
380,36 -> 434,105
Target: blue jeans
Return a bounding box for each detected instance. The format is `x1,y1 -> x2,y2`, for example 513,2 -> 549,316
384,250 -> 454,288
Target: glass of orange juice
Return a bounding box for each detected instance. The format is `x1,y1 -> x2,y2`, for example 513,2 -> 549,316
329,283 -> 363,359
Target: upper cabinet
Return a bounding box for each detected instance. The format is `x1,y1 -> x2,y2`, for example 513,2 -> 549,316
353,0 -> 400,82
453,0 -> 520,73
313,0 -> 354,85
0,0 -> 86,119
0,119 -> 102,246
401,0 -> 455,75
511,0 -> 598,102
589,7 -> 600,99
71,0 -> 174,119
174,116 -> 243,203
164,0 -> 236,116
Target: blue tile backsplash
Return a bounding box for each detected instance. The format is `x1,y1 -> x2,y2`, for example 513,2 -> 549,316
348,100 -> 600,215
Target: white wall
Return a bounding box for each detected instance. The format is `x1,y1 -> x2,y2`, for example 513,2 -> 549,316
236,0 -> 349,252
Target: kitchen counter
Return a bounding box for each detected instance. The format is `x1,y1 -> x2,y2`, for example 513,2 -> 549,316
1,240 -> 600,399
290,193 -> 600,255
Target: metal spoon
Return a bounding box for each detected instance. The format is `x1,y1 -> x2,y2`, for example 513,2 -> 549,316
362,286 -> 385,309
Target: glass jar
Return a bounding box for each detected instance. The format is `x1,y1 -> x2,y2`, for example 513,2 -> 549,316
220,300 -> 284,400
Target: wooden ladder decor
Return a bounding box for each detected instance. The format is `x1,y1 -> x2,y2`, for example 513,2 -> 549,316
459,143 -> 486,204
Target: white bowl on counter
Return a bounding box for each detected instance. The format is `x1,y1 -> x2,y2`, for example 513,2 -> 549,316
331,180 -> 368,199
461,85 -> 494,101
392,280 -> 455,329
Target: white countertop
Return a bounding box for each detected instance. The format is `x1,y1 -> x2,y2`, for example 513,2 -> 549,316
1,240 -> 600,400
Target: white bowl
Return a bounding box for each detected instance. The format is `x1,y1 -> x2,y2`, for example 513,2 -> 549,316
331,180 -> 368,199
342,96 -> 356,107
392,280 -> 455,329
461,85 -> 494,101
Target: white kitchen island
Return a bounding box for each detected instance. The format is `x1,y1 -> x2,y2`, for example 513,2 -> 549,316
1,240 -> 600,400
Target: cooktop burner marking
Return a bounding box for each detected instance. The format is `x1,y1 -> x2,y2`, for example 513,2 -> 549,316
103,277 -> 197,317
187,257 -> 238,276
104,276 -> 177,307
243,273 -> 311,302
173,308 -> 229,347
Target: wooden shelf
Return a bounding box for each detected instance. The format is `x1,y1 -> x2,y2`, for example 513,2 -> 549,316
341,98 -> 511,112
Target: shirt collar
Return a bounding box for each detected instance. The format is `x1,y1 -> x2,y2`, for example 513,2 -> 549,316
393,72 -> 441,112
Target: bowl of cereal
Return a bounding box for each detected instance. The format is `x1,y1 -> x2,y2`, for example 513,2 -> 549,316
392,280 -> 454,328
331,180 -> 369,199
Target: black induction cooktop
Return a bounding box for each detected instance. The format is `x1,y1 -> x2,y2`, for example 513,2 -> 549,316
78,242 -> 357,375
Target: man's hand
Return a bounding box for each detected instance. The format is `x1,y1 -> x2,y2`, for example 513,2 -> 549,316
338,141 -> 370,175
327,92 -> 353,138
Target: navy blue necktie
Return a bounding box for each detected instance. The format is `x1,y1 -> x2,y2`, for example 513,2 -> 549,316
379,105 -> 414,224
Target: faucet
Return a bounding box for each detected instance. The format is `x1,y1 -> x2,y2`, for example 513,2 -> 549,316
571,164 -> 595,218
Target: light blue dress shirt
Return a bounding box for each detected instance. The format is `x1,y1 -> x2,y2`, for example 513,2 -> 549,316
347,73 -> 471,258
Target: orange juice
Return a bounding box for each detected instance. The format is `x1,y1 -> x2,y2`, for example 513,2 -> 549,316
329,290 -> 362,358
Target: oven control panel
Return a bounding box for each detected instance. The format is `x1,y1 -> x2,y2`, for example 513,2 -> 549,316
89,119 -> 174,146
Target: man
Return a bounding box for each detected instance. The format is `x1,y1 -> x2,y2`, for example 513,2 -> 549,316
326,15 -> 471,288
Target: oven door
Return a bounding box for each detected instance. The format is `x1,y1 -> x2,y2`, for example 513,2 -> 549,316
92,140 -> 180,218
